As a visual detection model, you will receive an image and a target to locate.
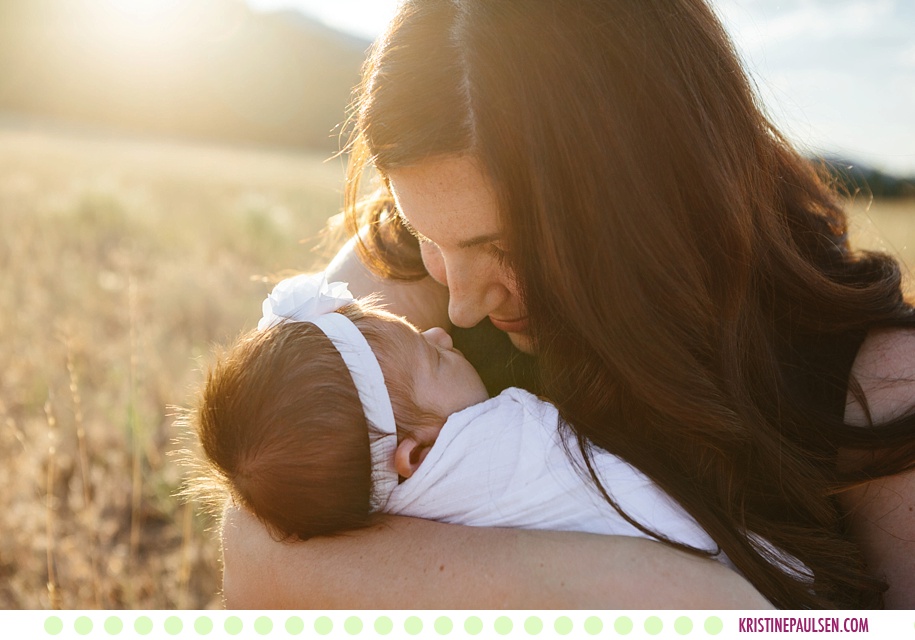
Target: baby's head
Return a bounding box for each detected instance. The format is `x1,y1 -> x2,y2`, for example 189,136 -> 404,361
194,276 -> 487,540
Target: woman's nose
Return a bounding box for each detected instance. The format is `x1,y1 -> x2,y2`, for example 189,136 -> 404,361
420,243 -> 509,328
421,327 -> 453,350
446,268 -> 508,328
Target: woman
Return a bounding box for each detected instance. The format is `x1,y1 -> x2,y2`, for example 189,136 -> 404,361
223,0 -> 915,608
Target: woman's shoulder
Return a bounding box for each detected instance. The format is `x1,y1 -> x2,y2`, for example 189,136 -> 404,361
326,236 -> 450,330
846,326 -> 915,426
841,326 -> 915,608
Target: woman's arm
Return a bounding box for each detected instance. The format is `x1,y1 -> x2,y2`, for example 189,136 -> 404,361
222,506 -> 773,609
842,327 -> 915,609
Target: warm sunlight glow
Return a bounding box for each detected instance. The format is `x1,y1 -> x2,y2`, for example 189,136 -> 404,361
107,0 -> 179,20
81,0 -> 246,63
98,0 -> 186,32
88,0 -> 187,51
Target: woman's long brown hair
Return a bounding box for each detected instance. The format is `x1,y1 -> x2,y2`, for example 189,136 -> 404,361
344,0 -> 915,607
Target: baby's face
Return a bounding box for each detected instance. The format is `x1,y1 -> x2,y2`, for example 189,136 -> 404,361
411,327 -> 489,419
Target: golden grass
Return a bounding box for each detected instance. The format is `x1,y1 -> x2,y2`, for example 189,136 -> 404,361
2,125 -> 914,609
846,195 -> 915,292
0,126 -> 345,608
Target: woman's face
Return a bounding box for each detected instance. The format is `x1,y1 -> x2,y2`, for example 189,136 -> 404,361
387,155 -> 533,354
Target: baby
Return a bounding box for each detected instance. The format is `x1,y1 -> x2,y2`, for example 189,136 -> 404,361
194,273 -> 729,564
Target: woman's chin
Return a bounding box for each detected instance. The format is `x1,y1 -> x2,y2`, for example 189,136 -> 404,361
508,332 -> 536,355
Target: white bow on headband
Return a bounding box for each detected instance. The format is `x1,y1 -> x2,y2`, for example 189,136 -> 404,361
259,272 -> 399,511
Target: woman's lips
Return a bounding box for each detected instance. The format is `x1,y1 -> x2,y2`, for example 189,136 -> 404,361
489,315 -> 529,333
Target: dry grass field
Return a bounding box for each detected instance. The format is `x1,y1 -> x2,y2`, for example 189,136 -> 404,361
1,124 -> 913,610
0,126 -> 346,609
847,196 -> 915,291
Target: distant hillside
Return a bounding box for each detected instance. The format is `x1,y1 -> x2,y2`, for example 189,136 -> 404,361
0,0 -> 370,152
817,157 -> 915,199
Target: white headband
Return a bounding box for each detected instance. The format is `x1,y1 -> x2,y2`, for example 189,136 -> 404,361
258,273 -> 398,511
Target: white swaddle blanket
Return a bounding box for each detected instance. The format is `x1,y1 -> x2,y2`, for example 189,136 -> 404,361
384,388 -> 733,567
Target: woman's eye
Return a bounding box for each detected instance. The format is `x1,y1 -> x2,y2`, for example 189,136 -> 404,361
487,243 -> 509,265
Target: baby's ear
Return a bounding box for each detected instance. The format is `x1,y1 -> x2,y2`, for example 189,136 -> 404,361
394,436 -> 433,479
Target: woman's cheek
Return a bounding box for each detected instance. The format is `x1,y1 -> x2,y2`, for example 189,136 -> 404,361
420,243 -> 448,287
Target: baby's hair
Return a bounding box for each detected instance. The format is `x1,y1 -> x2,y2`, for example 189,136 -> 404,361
194,299 -> 445,540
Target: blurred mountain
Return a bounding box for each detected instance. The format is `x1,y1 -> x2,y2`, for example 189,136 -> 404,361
817,156 -> 915,199
0,0 -> 370,152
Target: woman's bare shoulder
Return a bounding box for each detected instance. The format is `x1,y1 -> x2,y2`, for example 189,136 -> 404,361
846,326 -> 915,426
326,236 -> 451,330
842,326 -> 915,608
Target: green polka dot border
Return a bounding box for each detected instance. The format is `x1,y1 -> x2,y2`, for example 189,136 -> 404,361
464,616 -> 483,635
74,616 -> 93,635
404,616 -> 423,635
524,616 -> 543,635
286,616 -> 305,635
374,616 -> 394,635
44,617 -> 63,635
163,616 -> 182,636
644,616 -> 664,636
194,616 -> 213,635
705,616 -> 724,635
224,616 -> 243,636
314,616 -> 333,635
33,613 -> 669,637
675,616 -> 694,635
47,612 -> 898,638
104,616 -> 123,635
134,616 -> 153,635
554,616 -> 574,635
584,616 -> 603,635
254,616 -> 273,635
344,616 -> 363,635
494,616 -> 513,635
614,615 -> 634,635
434,616 -> 453,635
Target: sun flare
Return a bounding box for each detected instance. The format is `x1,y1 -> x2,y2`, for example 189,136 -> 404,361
102,0 -> 183,23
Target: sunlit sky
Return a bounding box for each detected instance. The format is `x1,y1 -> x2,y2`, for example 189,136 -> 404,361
245,0 -> 915,174
245,0 -> 399,40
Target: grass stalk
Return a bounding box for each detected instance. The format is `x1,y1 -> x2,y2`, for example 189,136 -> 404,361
177,501 -> 194,609
43,399 -> 61,610
127,273 -> 144,609
66,335 -> 103,609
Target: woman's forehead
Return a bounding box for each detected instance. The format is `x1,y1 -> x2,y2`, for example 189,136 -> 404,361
386,155 -> 501,243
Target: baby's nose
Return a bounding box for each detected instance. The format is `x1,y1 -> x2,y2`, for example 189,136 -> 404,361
421,327 -> 453,350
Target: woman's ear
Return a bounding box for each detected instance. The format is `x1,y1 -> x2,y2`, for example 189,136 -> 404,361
394,436 -> 433,479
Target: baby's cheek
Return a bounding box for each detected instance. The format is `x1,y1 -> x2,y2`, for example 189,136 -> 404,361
420,243 -> 448,287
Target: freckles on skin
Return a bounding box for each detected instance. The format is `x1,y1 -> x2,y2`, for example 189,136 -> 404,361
389,156 -> 501,250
